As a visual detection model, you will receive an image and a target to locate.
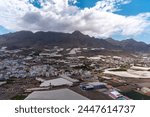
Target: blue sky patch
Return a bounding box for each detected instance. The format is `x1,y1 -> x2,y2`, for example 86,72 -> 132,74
0,25 -> 11,35
116,0 -> 150,16
75,0 -> 100,9
29,0 -> 42,8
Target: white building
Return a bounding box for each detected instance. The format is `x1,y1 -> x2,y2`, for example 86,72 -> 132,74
25,88 -> 89,100
40,78 -> 73,87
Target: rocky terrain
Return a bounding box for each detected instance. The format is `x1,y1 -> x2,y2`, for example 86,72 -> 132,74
0,30 -> 150,52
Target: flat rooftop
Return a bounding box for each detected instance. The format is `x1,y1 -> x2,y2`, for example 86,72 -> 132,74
40,78 -> 73,87
25,88 -> 89,100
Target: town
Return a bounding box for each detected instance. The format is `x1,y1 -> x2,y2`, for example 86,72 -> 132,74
0,46 -> 150,100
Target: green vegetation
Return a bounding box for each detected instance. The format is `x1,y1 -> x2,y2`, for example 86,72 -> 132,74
73,64 -> 94,71
122,91 -> 150,100
110,68 -> 127,71
6,79 -> 15,84
11,95 -> 27,100
120,64 -> 131,69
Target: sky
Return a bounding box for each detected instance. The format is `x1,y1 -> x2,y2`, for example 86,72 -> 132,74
0,0 -> 150,43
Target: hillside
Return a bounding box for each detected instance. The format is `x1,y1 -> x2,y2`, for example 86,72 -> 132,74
0,30 -> 149,52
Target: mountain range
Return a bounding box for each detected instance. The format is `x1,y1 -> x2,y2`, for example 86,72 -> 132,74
0,30 -> 149,53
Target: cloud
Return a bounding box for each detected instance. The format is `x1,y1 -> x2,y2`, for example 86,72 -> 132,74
0,0 -> 150,38
23,12 -> 41,24
93,0 -> 132,12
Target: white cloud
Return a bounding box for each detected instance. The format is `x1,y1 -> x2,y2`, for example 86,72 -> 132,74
93,0 -> 131,12
0,0 -> 150,38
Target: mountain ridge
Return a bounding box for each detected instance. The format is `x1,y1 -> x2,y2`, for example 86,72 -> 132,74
105,38 -> 149,52
0,30 -> 149,52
